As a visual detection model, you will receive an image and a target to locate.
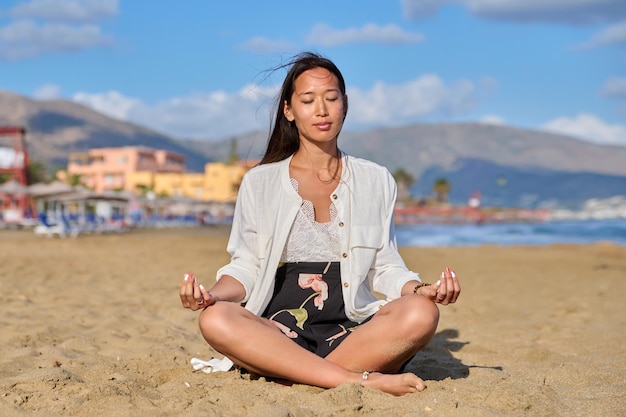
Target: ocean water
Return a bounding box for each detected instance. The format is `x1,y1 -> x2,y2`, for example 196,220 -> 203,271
395,219 -> 626,247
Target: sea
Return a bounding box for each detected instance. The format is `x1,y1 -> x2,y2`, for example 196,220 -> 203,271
395,218 -> 626,247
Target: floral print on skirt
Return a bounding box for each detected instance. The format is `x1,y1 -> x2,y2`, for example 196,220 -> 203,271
262,262 -> 369,358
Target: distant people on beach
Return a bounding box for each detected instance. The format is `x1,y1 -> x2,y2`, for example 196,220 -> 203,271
179,52 -> 461,396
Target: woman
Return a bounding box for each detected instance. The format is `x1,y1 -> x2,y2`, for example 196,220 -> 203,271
179,52 -> 461,396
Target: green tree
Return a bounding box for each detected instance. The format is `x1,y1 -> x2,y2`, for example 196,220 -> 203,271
27,160 -> 48,184
433,177 -> 451,203
392,168 -> 415,201
226,137 -> 240,165
69,174 -> 82,187
135,184 -> 153,197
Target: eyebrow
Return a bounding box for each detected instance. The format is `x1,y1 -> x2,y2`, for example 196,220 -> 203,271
296,88 -> 340,96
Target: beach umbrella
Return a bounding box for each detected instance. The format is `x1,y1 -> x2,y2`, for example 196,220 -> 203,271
28,180 -> 73,197
0,179 -> 30,196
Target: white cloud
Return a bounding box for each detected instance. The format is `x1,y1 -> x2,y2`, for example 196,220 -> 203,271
601,77 -> 626,97
9,0 -> 118,23
71,74 -> 487,140
345,74 -> 477,127
0,20 -> 112,60
401,0 -> 626,24
0,0 -> 116,61
33,83 -> 62,99
578,21 -> 626,49
240,37 -> 296,54
479,114 -> 506,125
542,113 -> 626,145
306,23 -> 424,46
73,85 -> 278,140
73,90 -> 142,121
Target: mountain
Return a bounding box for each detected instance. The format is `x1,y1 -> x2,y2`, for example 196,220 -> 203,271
0,90 -> 209,172
414,158 -> 626,209
339,123 -> 626,178
1,90 -> 625,209
192,122 -> 626,179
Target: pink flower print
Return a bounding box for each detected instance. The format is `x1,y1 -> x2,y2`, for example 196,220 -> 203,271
270,320 -> 298,339
325,324 -> 347,346
326,324 -> 357,347
298,273 -> 329,310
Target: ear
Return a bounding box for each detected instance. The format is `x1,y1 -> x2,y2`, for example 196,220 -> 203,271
283,100 -> 295,122
343,94 -> 349,120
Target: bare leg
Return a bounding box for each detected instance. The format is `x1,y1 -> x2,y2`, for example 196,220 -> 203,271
326,294 -> 440,372
324,294 -> 439,393
197,301 -> 428,395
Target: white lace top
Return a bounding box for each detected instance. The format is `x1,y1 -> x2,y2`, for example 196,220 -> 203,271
280,178 -> 341,262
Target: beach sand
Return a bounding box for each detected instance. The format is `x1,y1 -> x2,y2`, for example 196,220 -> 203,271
0,227 -> 624,417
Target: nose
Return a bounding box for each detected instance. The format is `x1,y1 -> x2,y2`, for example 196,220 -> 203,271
315,98 -> 329,117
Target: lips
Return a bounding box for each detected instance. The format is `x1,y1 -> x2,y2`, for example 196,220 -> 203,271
315,122 -> 331,130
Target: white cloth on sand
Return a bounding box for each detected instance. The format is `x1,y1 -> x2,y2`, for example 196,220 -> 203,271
190,357 -> 234,373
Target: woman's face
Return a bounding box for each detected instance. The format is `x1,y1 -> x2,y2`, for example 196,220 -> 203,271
284,67 -> 347,149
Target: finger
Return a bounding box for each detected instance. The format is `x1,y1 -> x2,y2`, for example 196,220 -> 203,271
182,273 -> 201,308
450,270 -> 461,303
193,281 -> 204,305
441,269 -> 458,304
180,273 -> 193,307
199,284 -> 215,306
199,284 -> 210,300
441,267 -> 457,304
436,271 -> 447,304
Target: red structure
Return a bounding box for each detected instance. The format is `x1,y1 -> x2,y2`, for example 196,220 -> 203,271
0,126 -> 30,218
0,126 -> 29,183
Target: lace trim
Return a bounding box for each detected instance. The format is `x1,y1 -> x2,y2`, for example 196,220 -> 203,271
281,178 -> 341,262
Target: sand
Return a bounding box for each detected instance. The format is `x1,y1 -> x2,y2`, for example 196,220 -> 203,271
0,227 -> 624,417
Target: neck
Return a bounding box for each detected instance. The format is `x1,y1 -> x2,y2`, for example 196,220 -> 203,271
291,143 -> 342,184
293,142 -> 340,171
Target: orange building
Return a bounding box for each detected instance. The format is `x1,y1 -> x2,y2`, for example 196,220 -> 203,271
66,147 -> 185,193
137,161 -> 250,202
65,146 -> 255,203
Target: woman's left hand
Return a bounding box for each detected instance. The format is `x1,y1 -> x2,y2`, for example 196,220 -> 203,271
418,267 -> 461,305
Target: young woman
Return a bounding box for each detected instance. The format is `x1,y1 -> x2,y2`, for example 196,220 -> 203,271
179,52 -> 461,396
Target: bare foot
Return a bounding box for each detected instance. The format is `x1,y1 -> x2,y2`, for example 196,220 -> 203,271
361,372 -> 426,396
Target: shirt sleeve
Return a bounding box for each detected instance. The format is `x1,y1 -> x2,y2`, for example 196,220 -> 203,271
370,170 -> 421,300
215,174 -> 260,302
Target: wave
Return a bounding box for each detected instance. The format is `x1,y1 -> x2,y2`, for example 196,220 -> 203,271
395,219 -> 626,247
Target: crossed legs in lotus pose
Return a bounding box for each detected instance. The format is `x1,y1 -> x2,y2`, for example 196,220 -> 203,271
198,294 -> 439,396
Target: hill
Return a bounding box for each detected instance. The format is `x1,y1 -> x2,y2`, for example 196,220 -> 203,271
0,91 -> 208,172
415,158 -> 626,209
1,90 -> 625,209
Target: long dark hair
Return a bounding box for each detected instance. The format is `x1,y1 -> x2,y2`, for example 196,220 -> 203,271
260,52 -> 347,165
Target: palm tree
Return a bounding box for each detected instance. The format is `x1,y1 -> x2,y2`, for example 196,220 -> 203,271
226,137 -> 240,165
392,168 -> 415,201
433,177 -> 451,204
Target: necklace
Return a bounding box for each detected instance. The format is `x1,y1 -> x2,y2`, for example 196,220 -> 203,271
316,148 -> 342,184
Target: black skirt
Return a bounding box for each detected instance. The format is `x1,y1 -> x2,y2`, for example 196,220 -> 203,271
262,262 -> 367,358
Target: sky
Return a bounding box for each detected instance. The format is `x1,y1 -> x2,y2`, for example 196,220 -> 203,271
0,0 -> 625,146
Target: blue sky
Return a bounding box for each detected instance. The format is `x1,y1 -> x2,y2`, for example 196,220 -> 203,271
0,0 -> 625,146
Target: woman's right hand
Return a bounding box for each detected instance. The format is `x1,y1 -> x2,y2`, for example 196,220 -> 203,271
179,273 -> 218,310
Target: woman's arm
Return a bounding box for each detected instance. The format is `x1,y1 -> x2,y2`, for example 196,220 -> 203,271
180,273 -> 246,311
214,174 -> 262,301
370,170 -> 421,299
